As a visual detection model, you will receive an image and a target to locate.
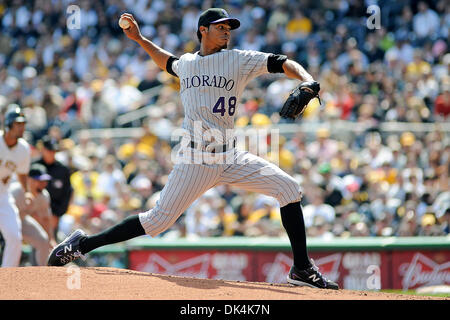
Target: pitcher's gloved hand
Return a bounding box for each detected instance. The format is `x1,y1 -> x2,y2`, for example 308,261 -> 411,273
279,81 -> 321,119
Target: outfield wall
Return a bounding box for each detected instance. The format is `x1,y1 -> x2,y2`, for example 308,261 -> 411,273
124,236 -> 450,291
21,236 -> 450,290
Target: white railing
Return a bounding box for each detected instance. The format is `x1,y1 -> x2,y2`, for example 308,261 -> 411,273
74,120 -> 450,140
114,85 -> 164,127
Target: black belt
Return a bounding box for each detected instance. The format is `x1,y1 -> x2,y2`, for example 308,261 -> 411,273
190,139 -> 236,153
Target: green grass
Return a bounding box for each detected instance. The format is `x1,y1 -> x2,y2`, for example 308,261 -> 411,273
381,289 -> 449,298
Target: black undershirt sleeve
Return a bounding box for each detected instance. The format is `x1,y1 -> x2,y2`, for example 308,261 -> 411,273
267,54 -> 288,73
166,56 -> 179,77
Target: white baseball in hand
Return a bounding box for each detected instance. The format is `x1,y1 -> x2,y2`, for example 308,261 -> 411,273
119,17 -> 131,29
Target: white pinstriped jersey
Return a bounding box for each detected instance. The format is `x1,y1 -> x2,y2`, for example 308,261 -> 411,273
171,49 -> 270,144
0,131 -> 31,194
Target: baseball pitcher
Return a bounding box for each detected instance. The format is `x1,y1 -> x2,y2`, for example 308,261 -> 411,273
48,8 -> 338,290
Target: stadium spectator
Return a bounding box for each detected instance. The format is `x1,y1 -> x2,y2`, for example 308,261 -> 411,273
35,135 -> 73,241
412,1 -> 440,41
303,187 -> 336,229
306,127 -> 339,163
434,84 -> 450,118
96,155 -> 127,208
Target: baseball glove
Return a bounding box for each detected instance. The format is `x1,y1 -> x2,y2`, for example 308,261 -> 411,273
279,81 -> 321,119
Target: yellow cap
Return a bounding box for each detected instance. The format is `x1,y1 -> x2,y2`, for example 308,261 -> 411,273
400,132 -> 415,147
235,116 -> 249,127
316,127 -> 330,138
421,214 -> 436,227
118,143 -> 136,159
91,79 -> 104,92
251,113 -> 271,127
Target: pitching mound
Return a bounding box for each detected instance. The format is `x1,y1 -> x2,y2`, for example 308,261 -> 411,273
0,267 -> 446,300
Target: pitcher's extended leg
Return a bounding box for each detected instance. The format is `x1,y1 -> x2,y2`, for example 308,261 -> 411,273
81,163 -> 221,253
79,214 -> 145,254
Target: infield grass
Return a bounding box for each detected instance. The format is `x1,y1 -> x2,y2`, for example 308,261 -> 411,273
381,289 -> 449,298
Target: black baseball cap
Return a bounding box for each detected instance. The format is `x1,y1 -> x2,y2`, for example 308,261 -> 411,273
29,163 -> 52,181
41,135 -> 59,151
5,105 -> 26,127
198,8 -> 240,30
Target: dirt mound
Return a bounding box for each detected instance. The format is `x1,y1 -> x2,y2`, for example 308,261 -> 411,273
0,267 -> 446,300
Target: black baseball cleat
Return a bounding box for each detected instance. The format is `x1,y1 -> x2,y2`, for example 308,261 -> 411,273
47,229 -> 87,266
287,261 -> 339,290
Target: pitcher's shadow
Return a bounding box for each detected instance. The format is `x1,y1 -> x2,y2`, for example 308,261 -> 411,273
90,267 -> 306,296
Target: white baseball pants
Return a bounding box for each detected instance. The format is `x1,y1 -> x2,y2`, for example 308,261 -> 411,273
139,150 -> 302,237
22,215 -> 51,266
0,193 -> 22,267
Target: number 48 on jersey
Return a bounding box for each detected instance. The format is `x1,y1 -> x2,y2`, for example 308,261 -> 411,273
213,96 -> 237,116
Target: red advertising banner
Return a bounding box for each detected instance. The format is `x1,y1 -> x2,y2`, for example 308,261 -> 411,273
391,251 -> 450,290
129,250 -> 392,290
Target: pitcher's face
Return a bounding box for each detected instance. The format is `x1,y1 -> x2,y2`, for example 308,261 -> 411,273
202,22 -> 231,49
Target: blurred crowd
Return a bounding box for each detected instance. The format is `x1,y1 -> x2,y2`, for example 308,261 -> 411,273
0,0 -> 449,241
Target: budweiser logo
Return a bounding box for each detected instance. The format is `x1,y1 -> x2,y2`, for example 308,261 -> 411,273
399,253 -> 450,290
136,253 -> 211,278
134,252 -> 249,281
312,253 -> 342,282
263,253 -> 292,283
